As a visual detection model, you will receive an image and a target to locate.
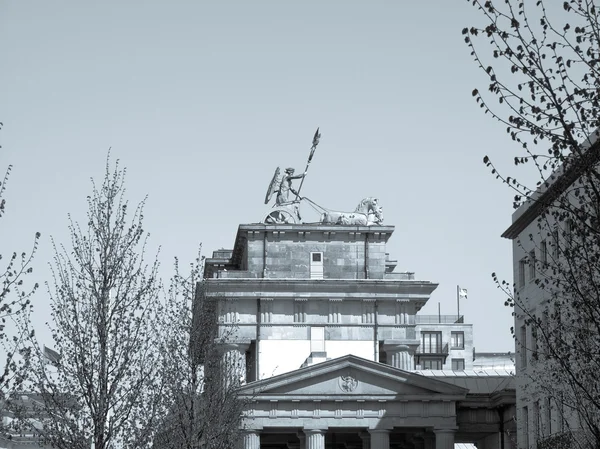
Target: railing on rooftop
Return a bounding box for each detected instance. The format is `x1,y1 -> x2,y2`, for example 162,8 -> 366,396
415,315 -> 464,324
384,272 -> 415,280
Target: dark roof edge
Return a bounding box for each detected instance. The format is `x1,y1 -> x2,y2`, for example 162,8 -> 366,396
501,131 -> 600,240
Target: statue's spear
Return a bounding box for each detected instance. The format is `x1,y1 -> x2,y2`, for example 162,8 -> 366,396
295,127 -> 321,199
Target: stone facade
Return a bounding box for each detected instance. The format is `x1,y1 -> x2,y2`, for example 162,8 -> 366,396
202,223 -> 516,448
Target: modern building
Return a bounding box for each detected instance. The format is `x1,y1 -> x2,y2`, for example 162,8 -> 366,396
501,132 -> 600,448
202,221 -> 516,449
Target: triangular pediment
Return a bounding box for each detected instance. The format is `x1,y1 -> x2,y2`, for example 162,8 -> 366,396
239,355 -> 468,399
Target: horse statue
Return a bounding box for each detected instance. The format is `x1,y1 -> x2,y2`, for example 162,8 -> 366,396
320,197 -> 384,226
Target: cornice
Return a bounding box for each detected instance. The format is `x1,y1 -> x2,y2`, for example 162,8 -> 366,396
205,278 -> 438,300
502,132 -> 600,240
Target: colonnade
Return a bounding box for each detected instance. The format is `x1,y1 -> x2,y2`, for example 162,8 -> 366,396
240,428 -> 456,449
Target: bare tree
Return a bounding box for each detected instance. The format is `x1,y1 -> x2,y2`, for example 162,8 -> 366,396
22,156 -> 164,448
465,1 -> 600,447
153,252 -> 245,449
0,122 -> 39,399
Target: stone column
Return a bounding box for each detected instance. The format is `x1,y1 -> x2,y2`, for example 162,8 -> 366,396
433,429 -> 455,449
383,344 -> 413,370
221,342 -> 249,385
304,430 -> 325,449
242,430 -> 260,449
368,430 -> 390,449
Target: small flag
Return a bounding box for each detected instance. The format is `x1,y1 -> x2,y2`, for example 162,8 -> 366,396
43,345 -> 60,365
458,287 -> 468,299
308,127 -> 321,162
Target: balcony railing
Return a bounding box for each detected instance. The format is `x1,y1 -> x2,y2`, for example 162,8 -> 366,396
415,343 -> 449,356
415,315 -> 464,324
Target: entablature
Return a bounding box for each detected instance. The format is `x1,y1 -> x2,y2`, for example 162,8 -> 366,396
205,278 -> 437,302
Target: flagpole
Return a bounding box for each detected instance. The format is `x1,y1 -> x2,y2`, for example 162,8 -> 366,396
457,285 -> 460,322
295,127 -> 321,200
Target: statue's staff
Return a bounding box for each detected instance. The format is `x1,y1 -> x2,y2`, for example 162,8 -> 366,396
295,127 -> 321,200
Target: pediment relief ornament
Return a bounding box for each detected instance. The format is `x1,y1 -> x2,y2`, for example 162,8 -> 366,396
339,372 -> 359,393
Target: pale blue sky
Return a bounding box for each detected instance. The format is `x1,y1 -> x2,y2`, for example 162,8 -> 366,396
1,1 -> 530,351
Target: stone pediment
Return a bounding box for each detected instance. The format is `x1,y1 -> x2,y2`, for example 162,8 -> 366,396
239,354 -> 467,400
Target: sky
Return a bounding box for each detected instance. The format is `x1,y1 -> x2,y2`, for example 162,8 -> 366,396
0,1 -> 532,352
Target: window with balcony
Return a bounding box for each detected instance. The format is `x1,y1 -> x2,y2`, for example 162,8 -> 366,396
421,332 -> 442,353
451,331 -> 464,349
451,358 -> 465,371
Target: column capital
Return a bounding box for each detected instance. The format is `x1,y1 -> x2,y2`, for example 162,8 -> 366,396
368,429 -> 390,449
303,429 -> 326,435
304,429 -> 326,449
241,429 -> 260,449
368,429 -> 391,434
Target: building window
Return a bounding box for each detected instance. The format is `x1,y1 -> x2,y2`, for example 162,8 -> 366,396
310,252 -> 323,279
552,229 -> 560,258
310,327 -> 325,352
421,358 -> 442,370
421,332 -> 442,353
451,331 -> 464,349
533,401 -> 540,442
451,358 -> 465,371
518,258 -> 526,287
528,250 -> 536,281
566,218 -> 574,242
557,393 -> 564,432
540,240 -> 548,266
520,324 -> 528,368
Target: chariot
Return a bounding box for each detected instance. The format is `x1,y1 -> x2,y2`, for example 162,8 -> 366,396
261,129 -> 384,226
263,167 -> 383,225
